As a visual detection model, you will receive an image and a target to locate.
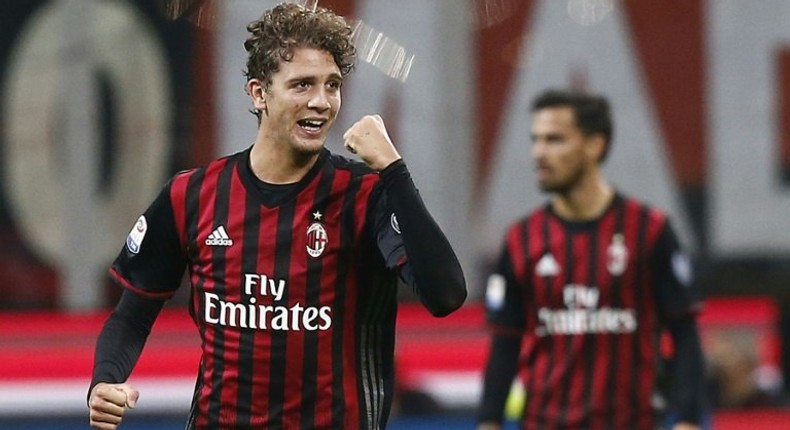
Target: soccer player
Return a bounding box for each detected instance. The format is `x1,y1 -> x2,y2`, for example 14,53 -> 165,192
476,90 -> 705,430
87,3 -> 467,429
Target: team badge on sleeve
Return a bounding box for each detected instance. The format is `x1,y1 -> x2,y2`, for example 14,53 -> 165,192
125,215 -> 147,254
672,251 -> 693,286
390,213 -> 400,234
485,273 -> 506,310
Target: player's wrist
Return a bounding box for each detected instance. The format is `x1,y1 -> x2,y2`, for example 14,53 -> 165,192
87,381 -> 106,406
373,155 -> 402,172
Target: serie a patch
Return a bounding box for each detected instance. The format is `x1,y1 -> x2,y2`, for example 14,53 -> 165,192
672,251 -> 693,286
126,215 -> 148,254
390,213 -> 400,234
485,273 -> 506,310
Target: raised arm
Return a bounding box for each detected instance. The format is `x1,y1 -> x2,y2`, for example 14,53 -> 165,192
344,114 -> 467,316
379,159 -> 467,316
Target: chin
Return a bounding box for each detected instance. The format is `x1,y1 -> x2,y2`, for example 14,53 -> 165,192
293,138 -> 326,155
539,183 -> 568,194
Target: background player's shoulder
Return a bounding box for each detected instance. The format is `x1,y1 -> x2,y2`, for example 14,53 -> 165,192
500,201 -> 548,231
620,194 -> 669,225
520,202 -> 552,227
503,207 -> 545,241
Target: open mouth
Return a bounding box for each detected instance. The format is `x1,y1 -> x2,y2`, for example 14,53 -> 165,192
297,118 -> 326,133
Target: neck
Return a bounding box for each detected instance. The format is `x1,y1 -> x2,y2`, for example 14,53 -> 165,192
249,132 -> 319,184
551,171 -> 614,221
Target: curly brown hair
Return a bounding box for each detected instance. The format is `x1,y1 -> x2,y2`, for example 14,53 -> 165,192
244,3 -> 356,116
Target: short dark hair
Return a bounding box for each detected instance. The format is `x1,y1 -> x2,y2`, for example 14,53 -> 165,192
531,89 -> 613,162
244,3 -> 357,119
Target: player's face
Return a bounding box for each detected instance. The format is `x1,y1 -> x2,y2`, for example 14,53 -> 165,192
530,106 -> 595,193
259,47 -> 343,155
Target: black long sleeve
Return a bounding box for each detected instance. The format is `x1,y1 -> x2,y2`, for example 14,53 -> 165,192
379,160 -> 467,316
667,316 -> 706,424
478,332 -> 522,424
89,289 -> 165,399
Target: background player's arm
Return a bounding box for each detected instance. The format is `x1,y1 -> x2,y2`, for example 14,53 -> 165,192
88,290 -> 164,428
652,220 -> 705,429
667,317 -> 704,430
478,244 -> 527,429
348,114 -> 467,316
477,332 -> 522,429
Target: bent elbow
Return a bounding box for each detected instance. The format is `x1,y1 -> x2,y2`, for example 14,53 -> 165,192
426,281 -> 467,318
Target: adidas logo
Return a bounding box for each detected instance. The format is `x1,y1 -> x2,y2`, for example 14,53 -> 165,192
205,225 -> 233,246
536,253 -> 560,277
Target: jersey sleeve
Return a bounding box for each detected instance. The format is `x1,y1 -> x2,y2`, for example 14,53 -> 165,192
485,240 -> 526,332
109,179 -> 187,300
371,160 -> 466,316
370,184 -> 406,271
652,219 -> 701,321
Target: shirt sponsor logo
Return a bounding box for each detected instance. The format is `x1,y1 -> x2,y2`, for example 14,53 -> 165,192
205,225 -> 233,246
203,273 -> 332,331
125,215 -> 147,254
535,284 -> 637,336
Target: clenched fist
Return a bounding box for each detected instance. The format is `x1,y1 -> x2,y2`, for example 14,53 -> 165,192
88,382 -> 139,429
343,114 -> 401,171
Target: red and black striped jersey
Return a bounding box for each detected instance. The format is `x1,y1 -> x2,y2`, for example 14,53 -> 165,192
485,194 -> 700,430
111,147 -> 407,429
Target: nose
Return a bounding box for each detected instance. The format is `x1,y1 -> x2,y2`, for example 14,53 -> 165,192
307,89 -> 331,111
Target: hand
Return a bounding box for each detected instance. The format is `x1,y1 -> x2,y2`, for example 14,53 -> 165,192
673,422 -> 701,430
343,114 -> 402,171
88,382 -> 139,429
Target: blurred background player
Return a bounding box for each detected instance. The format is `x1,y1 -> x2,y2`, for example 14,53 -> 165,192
87,3 -> 466,429
476,89 -> 705,430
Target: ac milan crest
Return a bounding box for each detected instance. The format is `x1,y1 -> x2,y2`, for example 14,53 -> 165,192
306,211 -> 328,257
606,233 -> 628,276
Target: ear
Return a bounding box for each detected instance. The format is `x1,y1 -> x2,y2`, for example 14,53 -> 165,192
585,134 -> 606,163
246,79 -> 267,112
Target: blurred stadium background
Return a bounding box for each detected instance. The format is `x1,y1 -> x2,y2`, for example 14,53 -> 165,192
2,0 -> 790,428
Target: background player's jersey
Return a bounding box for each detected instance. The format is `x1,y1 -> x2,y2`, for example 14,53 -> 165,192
111,147 -> 405,429
485,194 -> 699,430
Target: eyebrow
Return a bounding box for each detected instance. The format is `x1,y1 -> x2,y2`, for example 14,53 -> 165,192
530,132 -> 564,141
286,73 -> 344,84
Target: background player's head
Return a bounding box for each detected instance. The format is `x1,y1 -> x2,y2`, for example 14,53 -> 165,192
529,89 -> 613,193
243,3 -> 357,122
